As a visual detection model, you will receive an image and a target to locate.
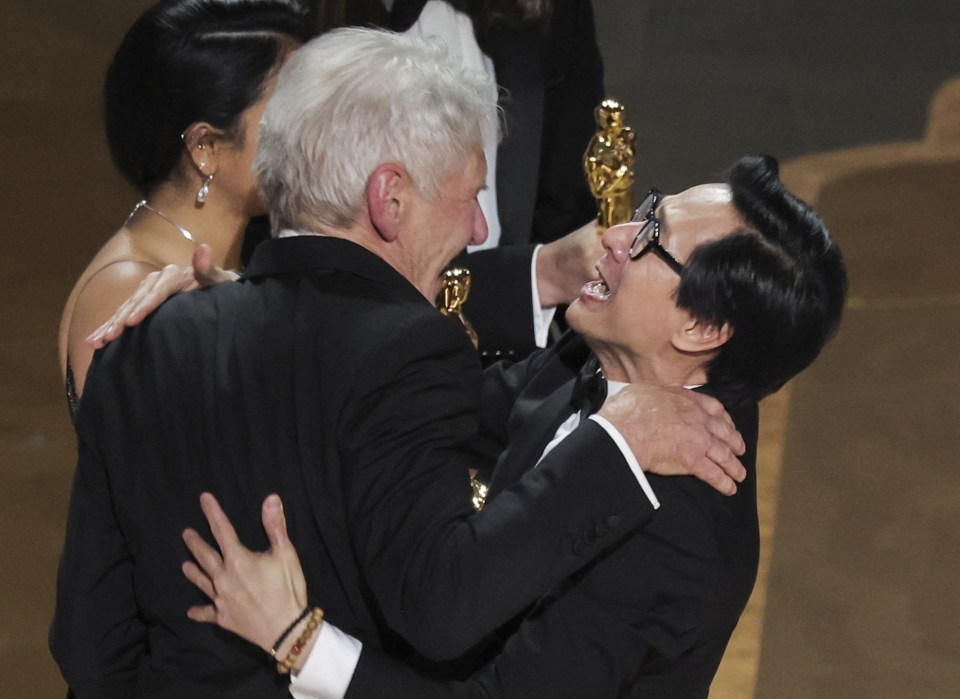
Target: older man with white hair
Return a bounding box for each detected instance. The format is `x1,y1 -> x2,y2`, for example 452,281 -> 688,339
51,28 -> 744,698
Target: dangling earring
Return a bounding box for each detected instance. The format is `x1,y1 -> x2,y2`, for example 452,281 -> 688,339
196,174 -> 214,205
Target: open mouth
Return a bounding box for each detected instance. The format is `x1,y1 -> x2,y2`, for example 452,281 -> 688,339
581,278 -> 611,301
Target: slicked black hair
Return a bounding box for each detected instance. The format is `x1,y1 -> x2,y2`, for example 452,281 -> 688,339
676,154 -> 847,405
104,0 -> 310,194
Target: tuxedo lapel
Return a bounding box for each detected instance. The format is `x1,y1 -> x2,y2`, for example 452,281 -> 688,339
485,335 -> 595,498
487,377 -> 577,499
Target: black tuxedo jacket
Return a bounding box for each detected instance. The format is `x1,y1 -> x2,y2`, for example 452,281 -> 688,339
345,333 -> 762,697
392,0 -> 605,357
51,237 -> 654,697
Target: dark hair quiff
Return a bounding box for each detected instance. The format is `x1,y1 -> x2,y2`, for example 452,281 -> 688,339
676,154 -> 847,406
104,0 -> 309,194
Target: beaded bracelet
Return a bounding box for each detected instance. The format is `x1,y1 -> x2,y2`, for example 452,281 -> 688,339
270,605 -> 312,659
277,607 -> 324,674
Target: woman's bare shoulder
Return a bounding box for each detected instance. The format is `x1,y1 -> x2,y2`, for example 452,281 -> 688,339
60,256 -> 165,395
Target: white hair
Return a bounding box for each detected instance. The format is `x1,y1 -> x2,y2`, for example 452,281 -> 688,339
255,27 -> 500,231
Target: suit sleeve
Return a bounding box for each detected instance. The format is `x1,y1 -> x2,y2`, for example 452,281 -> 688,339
344,484 -> 725,698
454,244 -> 539,359
338,315 -> 655,660
49,397 -> 146,697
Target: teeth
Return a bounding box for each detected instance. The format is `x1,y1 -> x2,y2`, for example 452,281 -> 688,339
582,280 -> 611,300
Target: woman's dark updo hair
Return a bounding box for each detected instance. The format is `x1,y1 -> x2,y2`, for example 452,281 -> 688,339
104,0 -> 309,194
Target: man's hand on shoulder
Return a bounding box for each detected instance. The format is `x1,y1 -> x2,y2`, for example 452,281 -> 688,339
597,383 -> 747,495
87,244 -> 239,348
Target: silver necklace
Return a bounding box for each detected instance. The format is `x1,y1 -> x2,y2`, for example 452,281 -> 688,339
128,200 -> 198,246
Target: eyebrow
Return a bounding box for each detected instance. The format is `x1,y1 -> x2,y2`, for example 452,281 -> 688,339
658,202 -> 670,231
657,200 -> 672,240
656,201 -> 684,260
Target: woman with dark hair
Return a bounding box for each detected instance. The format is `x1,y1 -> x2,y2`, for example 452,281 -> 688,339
58,0 -> 307,415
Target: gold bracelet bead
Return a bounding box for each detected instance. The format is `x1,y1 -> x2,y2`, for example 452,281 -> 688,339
277,607 -> 324,674
270,605 -> 312,660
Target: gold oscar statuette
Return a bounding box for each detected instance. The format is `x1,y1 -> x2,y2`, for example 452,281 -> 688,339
438,267 -> 479,349
583,99 -> 636,229
439,269 -> 487,510
470,475 -> 489,512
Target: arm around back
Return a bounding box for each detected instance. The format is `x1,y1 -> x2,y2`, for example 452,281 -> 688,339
337,315 -> 655,659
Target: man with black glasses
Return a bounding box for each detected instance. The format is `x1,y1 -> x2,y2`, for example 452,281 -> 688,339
181,154 -> 847,697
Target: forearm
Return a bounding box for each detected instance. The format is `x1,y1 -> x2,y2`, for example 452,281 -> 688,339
343,323 -> 650,659
315,581 -> 665,699
534,221 -> 600,308
358,423 -> 654,659
343,515 -> 718,698
458,245 -> 538,357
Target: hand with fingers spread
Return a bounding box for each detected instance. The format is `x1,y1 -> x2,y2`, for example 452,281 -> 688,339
181,492 -> 309,656
597,383 -> 747,495
87,244 -> 239,349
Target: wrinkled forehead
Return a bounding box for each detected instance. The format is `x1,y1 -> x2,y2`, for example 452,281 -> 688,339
659,183 -> 744,254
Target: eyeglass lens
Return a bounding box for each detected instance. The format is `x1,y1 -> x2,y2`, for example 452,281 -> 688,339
632,191 -> 657,222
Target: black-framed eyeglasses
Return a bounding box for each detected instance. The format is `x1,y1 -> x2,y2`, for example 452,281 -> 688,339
628,188 -> 685,276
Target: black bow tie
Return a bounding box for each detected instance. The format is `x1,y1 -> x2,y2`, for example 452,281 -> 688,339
571,355 -> 607,417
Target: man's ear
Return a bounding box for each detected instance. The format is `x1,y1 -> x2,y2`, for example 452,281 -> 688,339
366,163 -> 407,242
181,122 -> 225,178
673,317 -> 732,353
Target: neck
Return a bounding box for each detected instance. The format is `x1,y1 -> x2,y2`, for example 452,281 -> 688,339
592,345 -> 711,388
313,220 -> 438,300
140,184 -> 246,270
283,212 -> 444,301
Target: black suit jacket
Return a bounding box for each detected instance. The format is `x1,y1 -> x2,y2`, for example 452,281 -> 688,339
50,237 -> 655,697
344,333 -> 761,697
391,0 -> 604,357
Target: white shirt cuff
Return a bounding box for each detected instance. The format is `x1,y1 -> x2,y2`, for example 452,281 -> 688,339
290,622 -> 363,699
588,415 -> 661,510
530,244 -> 557,348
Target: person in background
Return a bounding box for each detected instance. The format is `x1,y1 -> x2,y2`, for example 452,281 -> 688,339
58,0 -> 309,416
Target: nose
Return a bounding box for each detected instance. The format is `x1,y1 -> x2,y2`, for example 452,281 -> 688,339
470,204 -> 489,246
601,222 -> 641,262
